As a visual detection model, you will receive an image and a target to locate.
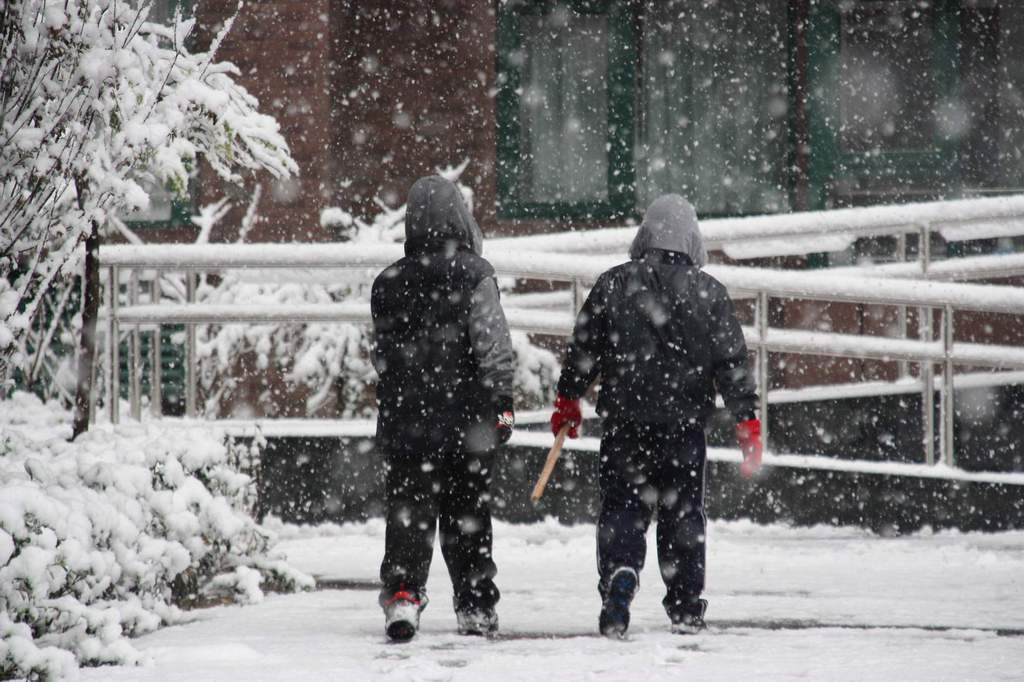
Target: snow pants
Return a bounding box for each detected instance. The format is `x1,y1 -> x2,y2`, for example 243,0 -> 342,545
597,420 -> 707,621
379,450 -> 499,614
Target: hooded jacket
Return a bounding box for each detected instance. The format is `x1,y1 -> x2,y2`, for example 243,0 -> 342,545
557,194 -> 757,424
372,176 -> 514,454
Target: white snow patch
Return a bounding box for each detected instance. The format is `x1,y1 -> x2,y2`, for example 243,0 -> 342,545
77,519 -> 1024,681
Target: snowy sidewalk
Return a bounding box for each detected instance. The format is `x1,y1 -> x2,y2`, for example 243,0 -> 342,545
84,520 -> 1024,681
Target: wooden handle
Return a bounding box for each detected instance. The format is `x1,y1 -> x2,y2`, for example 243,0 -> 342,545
531,424 -> 571,504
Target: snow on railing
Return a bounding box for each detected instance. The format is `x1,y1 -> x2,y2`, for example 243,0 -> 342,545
489,193 -> 1024,262
101,243 -> 1024,312
112,302 -> 1024,369
99,239 -> 1024,477
829,251 -> 1024,283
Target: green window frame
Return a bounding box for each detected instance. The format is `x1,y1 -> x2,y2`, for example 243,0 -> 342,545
496,0 -> 638,220
122,182 -> 196,230
805,0 -> 962,213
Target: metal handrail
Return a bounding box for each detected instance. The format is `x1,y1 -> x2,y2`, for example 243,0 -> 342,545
98,244 -> 1024,472
489,193 -> 1024,262
101,244 -> 1024,311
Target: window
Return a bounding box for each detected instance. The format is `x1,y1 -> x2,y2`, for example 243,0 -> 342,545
497,0 -> 636,219
837,2 -> 941,155
636,0 -> 791,215
499,1 -> 1024,225
519,10 -> 609,204
497,0 -> 790,220
959,1 -> 1024,193
122,180 -> 195,228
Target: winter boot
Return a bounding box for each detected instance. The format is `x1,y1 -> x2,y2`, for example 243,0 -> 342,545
383,589 -> 425,642
670,598 -> 707,634
456,608 -> 499,637
599,567 -> 639,638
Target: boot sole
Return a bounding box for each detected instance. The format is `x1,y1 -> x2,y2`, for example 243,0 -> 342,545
386,620 -> 416,642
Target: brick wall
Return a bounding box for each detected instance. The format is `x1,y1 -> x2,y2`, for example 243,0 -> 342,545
327,0 -> 499,233
195,0 -> 333,243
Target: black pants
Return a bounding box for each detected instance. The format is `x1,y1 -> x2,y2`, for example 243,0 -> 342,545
598,420 -> 707,620
379,451 -> 499,614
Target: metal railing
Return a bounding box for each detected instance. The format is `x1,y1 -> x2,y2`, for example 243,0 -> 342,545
98,242 -> 1024,473
490,193 -> 1024,266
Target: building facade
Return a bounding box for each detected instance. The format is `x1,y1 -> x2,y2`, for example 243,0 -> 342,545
129,0 -> 1024,243
126,0 -> 1024,469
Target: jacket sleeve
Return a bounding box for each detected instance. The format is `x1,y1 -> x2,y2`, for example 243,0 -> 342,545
369,277 -> 387,377
556,276 -> 608,400
709,285 -> 758,422
468,277 -> 515,403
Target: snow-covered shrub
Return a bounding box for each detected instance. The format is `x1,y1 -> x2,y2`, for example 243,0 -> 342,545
1,0 -> 297,393
0,392 -> 313,680
197,276 -> 377,417
196,162 -> 560,418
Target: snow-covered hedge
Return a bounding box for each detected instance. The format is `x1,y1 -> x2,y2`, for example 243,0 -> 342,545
0,393 -> 313,680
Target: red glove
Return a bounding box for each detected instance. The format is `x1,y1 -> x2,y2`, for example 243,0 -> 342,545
550,395 -> 582,439
736,418 -> 763,479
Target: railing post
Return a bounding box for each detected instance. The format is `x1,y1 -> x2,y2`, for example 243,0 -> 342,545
88,278 -> 98,426
897,232 -> 908,378
571,277 -> 585,313
919,222 -> 931,274
109,266 -> 120,424
940,305 -> 956,467
920,305 -> 934,465
185,271 -> 197,418
757,291 -> 770,450
151,273 -> 162,418
129,270 -> 141,420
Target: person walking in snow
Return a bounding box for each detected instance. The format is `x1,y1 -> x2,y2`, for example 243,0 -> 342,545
371,175 -> 515,642
549,194 -> 762,637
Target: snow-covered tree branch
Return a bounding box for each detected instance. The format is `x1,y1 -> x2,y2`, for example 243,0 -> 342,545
0,0 -> 297,414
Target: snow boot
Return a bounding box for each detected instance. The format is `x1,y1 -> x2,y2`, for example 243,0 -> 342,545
670,598 -> 707,634
383,589 -> 425,642
599,566 -> 639,638
456,608 -> 499,637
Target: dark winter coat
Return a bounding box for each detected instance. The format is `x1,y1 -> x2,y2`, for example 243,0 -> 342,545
557,194 -> 757,425
372,176 -> 515,455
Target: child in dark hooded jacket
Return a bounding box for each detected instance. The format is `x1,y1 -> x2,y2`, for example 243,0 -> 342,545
550,194 -> 762,637
372,175 -> 515,641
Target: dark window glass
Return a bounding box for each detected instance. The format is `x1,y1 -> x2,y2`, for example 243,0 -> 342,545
518,9 -> 609,203
839,2 -> 939,154
637,0 -> 791,215
962,1 -> 1024,192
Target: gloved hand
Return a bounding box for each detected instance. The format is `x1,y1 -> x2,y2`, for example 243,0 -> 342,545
736,418 -> 763,478
550,395 -> 582,439
496,396 -> 515,445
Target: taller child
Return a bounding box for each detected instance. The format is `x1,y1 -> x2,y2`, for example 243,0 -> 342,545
550,194 -> 762,637
372,176 -> 515,641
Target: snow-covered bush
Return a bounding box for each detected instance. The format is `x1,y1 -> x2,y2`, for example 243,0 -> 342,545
1,0 -> 297,396
0,392 -> 313,680
196,163 -> 560,418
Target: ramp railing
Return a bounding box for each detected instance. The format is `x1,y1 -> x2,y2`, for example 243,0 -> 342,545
97,241 -> 1024,474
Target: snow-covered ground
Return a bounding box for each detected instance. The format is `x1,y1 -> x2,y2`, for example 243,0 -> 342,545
79,519 -> 1024,681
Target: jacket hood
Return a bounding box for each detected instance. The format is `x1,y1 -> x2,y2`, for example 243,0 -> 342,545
404,175 -> 483,256
629,194 -> 706,268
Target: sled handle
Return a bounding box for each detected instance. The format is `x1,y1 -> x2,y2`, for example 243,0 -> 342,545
531,424 -> 571,504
